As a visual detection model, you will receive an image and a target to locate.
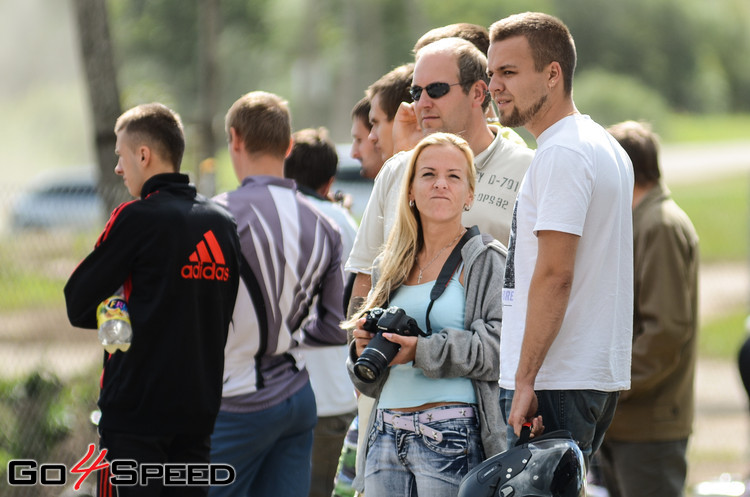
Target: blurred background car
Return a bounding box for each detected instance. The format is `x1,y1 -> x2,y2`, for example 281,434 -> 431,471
9,166 -> 105,231
7,149 -> 374,233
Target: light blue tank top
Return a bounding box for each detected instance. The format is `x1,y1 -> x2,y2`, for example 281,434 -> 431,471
378,267 -> 477,408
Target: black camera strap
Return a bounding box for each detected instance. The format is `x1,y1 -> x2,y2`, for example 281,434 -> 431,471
424,225 -> 479,334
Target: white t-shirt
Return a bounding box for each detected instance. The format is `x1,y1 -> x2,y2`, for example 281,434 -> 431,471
500,114 -> 634,391
297,196 -> 358,416
345,126 -> 534,274
304,196 -> 358,264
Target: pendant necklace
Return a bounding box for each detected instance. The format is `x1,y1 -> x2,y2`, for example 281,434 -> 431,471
416,228 -> 466,284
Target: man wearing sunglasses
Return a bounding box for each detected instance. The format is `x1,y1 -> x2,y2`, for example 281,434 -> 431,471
346,36 -> 534,317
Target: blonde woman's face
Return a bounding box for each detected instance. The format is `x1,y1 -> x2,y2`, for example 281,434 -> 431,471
409,143 -> 473,223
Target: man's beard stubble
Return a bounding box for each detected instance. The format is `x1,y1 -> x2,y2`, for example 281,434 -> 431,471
499,94 -> 548,129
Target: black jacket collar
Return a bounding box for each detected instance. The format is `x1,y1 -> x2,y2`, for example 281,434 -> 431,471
140,173 -> 194,198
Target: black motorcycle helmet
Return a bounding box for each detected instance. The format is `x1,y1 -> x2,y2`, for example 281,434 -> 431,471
458,429 -> 586,497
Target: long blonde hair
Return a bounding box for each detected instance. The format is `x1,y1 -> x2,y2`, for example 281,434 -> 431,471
344,132 -> 475,327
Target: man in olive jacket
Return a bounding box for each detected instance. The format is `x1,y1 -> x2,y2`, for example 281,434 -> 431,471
597,121 -> 699,497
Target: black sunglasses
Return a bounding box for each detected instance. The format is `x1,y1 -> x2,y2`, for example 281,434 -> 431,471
409,82 -> 462,102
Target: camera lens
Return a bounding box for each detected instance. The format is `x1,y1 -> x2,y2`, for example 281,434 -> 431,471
353,333 -> 400,383
353,360 -> 379,383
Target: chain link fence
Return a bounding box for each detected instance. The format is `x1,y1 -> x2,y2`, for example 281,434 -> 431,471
0,161 -> 369,495
1,180 -> 106,496
0,159 -> 372,495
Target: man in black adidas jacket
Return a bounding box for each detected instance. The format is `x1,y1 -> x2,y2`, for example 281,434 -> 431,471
64,103 -> 240,497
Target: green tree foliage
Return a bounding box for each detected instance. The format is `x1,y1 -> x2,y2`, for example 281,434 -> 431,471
105,0 -> 750,150
421,0 -> 750,112
109,0 -> 199,109
109,0 -> 420,142
573,69 -> 670,129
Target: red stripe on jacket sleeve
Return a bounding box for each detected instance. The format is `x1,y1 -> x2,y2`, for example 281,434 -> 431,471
96,200 -> 138,247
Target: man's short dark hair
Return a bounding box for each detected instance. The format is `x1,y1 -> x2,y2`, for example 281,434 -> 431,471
115,103 -> 185,170
366,63 -> 414,122
413,23 -> 490,55
225,91 -> 291,160
490,12 -> 577,96
284,127 -> 338,191
607,120 -> 661,186
351,96 -> 372,130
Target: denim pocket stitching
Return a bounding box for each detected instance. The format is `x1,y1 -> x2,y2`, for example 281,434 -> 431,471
421,423 -> 471,456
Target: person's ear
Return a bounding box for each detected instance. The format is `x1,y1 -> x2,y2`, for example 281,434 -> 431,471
547,61 -> 562,90
284,138 -> 293,159
228,127 -> 243,153
472,80 -> 488,107
464,189 -> 474,211
139,145 -> 151,168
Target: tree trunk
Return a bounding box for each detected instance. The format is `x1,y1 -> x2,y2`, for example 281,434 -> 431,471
72,0 -> 126,213
196,0 -> 220,196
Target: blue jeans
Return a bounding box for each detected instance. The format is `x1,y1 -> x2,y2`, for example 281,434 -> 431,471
364,406 -> 483,497
208,382 -> 317,497
499,387 -> 619,467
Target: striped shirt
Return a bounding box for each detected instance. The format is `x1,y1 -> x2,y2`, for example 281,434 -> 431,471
214,176 -> 347,412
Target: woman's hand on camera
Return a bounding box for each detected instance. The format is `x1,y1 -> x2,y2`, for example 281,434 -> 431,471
383,333 -> 417,365
352,317 -> 374,357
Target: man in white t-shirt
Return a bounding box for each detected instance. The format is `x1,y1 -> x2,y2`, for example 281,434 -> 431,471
345,36 -> 534,316
487,12 -> 634,465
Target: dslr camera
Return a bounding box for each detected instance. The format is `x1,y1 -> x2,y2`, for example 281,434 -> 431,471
353,306 -> 427,383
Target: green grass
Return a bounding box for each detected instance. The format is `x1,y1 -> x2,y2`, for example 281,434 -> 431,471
0,272 -> 66,311
670,174 -> 749,263
699,308 -> 747,360
670,173 -> 748,360
661,113 -> 750,143
0,231 -> 96,312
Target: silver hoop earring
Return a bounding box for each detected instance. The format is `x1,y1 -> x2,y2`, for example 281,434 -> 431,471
409,200 -> 415,207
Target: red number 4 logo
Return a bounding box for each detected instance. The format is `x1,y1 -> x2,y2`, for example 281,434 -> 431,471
70,444 -> 109,491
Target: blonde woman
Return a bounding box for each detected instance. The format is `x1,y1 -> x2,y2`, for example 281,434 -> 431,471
345,132 -> 505,497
